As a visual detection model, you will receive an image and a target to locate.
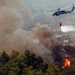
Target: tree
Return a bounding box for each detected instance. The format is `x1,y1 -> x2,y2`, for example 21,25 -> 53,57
0,51 -> 9,63
23,50 -> 44,70
61,68 -> 75,75
41,63 -> 48,72
0,50 -> 61,75
10,50 -> 19,60
8,66 -> 20,75
36,70 -> 44,75
46,63 -> 60,75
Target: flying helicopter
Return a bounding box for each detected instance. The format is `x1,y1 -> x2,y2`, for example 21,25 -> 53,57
52,5 -> 75,16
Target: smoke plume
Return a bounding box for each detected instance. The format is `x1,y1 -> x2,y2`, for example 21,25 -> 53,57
0,0 -> 55,62
0,0 -> 32,53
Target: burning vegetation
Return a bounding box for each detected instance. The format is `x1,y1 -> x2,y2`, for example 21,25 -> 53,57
61,58 -> 70,69
0,0 -> 75,75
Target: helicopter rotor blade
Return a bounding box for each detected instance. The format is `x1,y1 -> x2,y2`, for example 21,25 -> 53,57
61,6 -> 72,10
46,9 -> 57,12
61,4 -> 75,10
46,6 -> 72,12
47,6 -> 73,12
34,4 -> 75,13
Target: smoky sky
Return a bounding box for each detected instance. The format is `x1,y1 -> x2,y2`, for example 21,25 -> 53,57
0,0 -> 75,62
25,0 -> 75,30
0,0 -> 32,52
25,0 -> 75,43
0,0 -> 56,62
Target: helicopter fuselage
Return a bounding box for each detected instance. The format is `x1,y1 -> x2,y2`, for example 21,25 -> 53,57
52,10 -> 71,16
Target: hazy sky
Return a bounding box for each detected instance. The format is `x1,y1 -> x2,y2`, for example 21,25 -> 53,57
24,0 -> 75,31
25,0 -> 75,15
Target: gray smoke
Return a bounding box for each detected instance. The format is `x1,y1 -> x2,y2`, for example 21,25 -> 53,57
0,0 -> 56,62
0,0 -> 33,53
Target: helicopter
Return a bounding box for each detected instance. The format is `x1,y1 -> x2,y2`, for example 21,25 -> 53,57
52,5 -> 75,16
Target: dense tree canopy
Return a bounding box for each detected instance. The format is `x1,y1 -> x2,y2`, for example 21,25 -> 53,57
0,50 -> 74,75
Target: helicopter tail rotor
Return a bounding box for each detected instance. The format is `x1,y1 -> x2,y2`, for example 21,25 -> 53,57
71,4 -> 75,12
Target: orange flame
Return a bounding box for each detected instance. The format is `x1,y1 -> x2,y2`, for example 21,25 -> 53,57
61,58 -> 70,69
